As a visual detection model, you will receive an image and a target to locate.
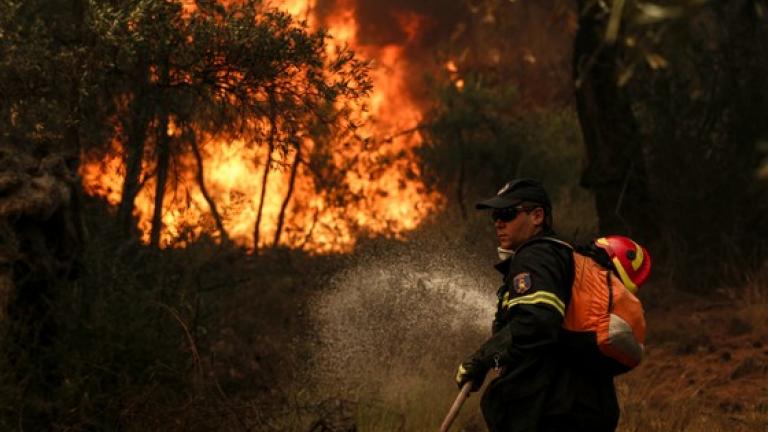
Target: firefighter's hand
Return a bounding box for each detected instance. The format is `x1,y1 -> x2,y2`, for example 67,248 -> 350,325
455,357 -> 488,392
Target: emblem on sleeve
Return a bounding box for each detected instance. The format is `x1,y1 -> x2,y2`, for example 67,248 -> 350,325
512,272 -> 532,294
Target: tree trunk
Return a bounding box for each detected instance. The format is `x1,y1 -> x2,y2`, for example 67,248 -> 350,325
65,0 -> 84,172
118,66 -> 151,236
190,135 -> 229,243
150,63 -> 171,248
253,90 -> 277,252
274,144 -> 300,247
65,0 -> 87,253
253,150 -> 272,252
573,0 -> 656,241
150,119 -> 170,247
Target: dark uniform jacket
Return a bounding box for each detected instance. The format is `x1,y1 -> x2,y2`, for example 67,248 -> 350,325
474,230 -> 619,432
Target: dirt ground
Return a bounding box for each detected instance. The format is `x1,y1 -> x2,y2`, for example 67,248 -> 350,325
615,292 -> 768,431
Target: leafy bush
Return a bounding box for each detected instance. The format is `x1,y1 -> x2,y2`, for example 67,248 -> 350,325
419,74 -> 597,240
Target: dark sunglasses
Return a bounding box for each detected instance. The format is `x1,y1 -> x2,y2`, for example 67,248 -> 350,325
490,206 -> 538,222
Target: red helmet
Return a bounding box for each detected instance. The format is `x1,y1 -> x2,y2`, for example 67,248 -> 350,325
594,236 -> 651,293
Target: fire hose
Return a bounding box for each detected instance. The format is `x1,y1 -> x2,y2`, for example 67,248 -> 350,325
438,382 -> 472,432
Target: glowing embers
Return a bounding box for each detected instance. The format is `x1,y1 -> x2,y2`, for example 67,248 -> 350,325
445,60 -> 464,91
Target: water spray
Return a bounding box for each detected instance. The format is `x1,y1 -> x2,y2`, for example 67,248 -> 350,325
306,244 -> 496,425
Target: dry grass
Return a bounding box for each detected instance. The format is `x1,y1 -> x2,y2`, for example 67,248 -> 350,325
614,275 -> 768,432
351,368 -> 487,432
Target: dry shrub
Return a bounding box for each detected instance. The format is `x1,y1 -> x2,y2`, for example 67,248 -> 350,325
724,270 -> 768,331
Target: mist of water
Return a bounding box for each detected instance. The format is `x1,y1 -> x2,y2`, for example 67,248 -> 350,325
306,244 -> 499,398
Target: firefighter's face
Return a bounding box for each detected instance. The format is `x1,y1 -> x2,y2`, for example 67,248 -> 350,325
493,206 -> 545,250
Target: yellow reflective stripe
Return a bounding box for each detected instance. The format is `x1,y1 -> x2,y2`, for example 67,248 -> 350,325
503,291 -> 565,316
456,364 -> 467,383
612,256 -> 638,293
630,240 -> 643,270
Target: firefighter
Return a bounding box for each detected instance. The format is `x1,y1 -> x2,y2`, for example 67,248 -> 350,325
455,178 -> 619,432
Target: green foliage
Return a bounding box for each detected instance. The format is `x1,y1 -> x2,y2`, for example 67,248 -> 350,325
577,0 -> 714,86
81,0 -> 371,152
420,72 -> 596,237
573,0 -> 768,287
642,2 -> 767,282
0,0 -> 88,153
419,74 -> 521,209
0,199 -> 323,430
0,211 -> 205,428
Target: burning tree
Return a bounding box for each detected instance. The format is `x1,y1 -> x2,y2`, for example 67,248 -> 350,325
75,0 -> 445,253
80,0 -> 382,251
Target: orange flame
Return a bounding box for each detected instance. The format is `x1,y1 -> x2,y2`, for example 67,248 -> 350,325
80,0 -> 442,253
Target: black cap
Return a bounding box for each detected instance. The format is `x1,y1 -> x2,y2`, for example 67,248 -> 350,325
475,178 -> 551,210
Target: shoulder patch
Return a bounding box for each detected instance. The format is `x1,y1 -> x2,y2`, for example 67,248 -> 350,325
512,272 -> 532,294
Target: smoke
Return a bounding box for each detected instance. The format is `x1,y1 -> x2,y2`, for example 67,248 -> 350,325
306,243 -> 498,398
312,0 -> 469,108
315,0 -> 465,50
318,0 -> 467,49
314,0 -> 576,107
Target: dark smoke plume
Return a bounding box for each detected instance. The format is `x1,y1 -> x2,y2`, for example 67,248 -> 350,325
314,0 -> 575,107
315,0 -> 466,50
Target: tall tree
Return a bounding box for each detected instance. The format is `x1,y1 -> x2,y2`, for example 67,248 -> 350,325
0,1 -> 96,428
573,0 -> 656,241
572,0 -> 768,287
83,0 -> 372,246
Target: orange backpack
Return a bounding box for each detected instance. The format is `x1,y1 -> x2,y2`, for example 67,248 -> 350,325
544,237 -> 647,374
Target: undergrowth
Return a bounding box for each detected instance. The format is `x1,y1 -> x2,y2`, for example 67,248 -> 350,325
0,199 -> 343,430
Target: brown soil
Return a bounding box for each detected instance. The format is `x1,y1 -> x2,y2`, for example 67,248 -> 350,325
617,296 -> 768,431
